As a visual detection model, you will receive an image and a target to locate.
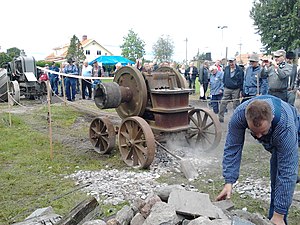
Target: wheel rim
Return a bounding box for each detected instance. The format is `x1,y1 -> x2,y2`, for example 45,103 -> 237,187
187,108 -> 222,150
89,117 -> 116,154
114,66 -> 147,119
155,66 -> 188,88
118,116 -> 155,169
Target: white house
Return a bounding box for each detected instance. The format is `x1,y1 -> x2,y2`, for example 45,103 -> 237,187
45,35 -> 114,62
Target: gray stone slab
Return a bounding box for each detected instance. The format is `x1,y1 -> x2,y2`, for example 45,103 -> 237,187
168,189 -> 222,219
212,199 -> 234,211
25,206 -> 55,220
180,158 -> 199,181
143,201 -> 179,225
12,213 -> 62,225
232,216 -> 255,225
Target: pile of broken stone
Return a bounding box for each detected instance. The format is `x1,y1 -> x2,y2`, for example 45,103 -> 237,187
14,184 -> 273,225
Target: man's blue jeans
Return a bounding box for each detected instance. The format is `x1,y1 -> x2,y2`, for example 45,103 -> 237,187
65,77 -> 77,101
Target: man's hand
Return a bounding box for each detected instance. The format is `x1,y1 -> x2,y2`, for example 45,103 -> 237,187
270,212 -> 285,225
216,183 -> 232,201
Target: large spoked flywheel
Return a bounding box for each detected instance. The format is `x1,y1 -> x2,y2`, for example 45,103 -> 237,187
118,116 -> 155,169
89,117 -> 116,154
155,66 -> 188,88
186,108 -> 222,151
114,66 -> 147,119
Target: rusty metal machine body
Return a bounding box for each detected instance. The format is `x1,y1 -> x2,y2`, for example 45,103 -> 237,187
89,66 -> 222,168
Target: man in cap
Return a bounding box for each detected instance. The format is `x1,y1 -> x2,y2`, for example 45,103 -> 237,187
63,58 -> 79,101
218,57 -> 244,123
209,65 -> 224,114
264,49 -> 292,102
241,54 -> 262,103
260,56 -> 271,95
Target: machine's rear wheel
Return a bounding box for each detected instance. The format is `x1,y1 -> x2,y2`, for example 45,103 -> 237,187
118,116 -> 155,169
89,117 -> 116,154
8,81 -> 20,105
186,108 -> 222,150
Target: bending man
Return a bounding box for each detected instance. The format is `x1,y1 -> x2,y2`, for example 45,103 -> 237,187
216,95 -> 299,225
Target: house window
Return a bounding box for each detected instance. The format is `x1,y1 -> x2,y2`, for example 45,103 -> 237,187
97,50 -> 101,55
105,53 -> 107,56
85,50 -> 90,55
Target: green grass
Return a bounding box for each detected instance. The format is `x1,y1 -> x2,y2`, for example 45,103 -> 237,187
0,107 -> 124,224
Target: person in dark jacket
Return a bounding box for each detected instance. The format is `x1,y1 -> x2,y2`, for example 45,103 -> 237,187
218,57 -> 244,122
49,62 -> 60,95
216,95 -> 299,225
185,62 -> 198,94
286,51 -> 298,106
198,60 -> 210,100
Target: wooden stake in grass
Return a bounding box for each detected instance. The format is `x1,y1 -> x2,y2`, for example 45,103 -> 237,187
46,80 -> 53,160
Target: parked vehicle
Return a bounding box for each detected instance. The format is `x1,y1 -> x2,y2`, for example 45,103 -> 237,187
0,56 -> 47,104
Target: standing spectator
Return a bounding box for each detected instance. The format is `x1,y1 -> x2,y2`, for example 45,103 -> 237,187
286,51 -> 298,106
241,54 -> 262,103
49,62 -> 60,95
152,59 -> 159,71
39,64 -> 49,82
179,64 -> 186,77
198,60 -> 210,100
64,58 -> 79,101
267,49 -> 292,102
260,56 -> 270,95
186,62 -> 198,94
216,95 -> 299,225
59,62 -> 68,97
218,57 -> 244,123
81,60 -> 93,100
114,62 -> 123,73
215,59 -> 223,71
209,65 -> 224,114
135,58 -> 143,71
92,61 -> 102,88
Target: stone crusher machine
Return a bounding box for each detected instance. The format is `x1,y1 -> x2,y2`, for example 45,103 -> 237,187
89,66 -> 222,169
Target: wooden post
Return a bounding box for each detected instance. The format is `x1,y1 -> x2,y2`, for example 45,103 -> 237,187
46,80 -> 53,160
61,75 -> 66,106
6,79 -> 12,127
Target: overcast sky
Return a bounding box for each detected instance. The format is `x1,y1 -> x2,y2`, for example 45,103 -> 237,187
0,0 -> 262,62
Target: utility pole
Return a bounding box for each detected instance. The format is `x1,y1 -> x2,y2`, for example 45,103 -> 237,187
184,38 -> 188,65
218,26 -> 228,58
238,42 -> 242,63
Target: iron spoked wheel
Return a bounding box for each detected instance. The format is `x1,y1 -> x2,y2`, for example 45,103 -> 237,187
187,108 -> 222,151
89,117 -> 116,154
8,81 -> 20,106
156,66 -> 188,88
118,116 -> 155,169
114,66 -> 147,119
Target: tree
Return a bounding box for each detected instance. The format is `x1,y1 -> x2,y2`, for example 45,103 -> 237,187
120,29 -> 145,62
152,35 -> 174,63
66,35 -> 86,63
0,52 -> 12,67
193,51 -> 207,61
6,47 -> 21,59
250,0 -> 300,53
